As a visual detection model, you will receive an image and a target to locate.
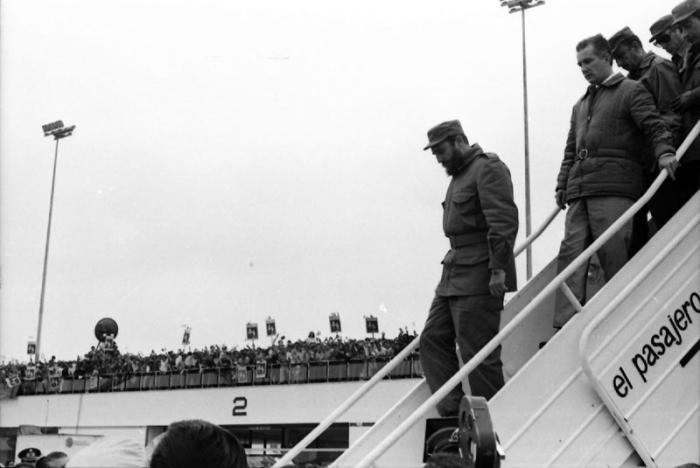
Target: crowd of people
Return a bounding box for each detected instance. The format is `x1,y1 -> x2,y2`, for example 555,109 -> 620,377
0,329 -> 418,392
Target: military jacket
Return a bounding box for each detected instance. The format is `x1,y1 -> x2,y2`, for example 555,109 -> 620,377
629,52 -> 682,148
436,144 -> 519,297
678,42 -> 700,162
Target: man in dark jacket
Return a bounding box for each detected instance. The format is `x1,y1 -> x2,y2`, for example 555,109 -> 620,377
670,0 -> 700,205
609,26 -> 683,246
554,34 -> 675,328
420,120 -> 518,416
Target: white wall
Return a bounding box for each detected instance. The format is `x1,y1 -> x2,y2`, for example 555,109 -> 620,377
0,379 -> 420,428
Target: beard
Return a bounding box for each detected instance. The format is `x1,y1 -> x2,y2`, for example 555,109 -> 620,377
444,158 -> 464,176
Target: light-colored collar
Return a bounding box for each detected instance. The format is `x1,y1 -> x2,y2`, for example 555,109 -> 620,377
599,72 -> 616,86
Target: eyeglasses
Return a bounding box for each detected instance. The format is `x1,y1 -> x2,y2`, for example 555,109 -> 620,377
653,33 -> 671,45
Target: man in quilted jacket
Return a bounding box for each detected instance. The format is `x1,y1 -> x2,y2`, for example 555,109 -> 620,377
553,34 -> 676,329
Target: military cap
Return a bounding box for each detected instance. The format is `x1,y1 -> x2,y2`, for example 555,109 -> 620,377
609,26 -> 640,54
673,0 -> 700,25
423,120 -> 465,150
649,14 -> 675,42
18,447 -> 41,461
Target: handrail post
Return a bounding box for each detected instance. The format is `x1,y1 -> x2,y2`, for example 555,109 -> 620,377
560,282 -> 583,313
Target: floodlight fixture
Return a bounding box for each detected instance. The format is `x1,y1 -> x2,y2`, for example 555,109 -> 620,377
42,120 -> 76,140
501,0 -> 545,13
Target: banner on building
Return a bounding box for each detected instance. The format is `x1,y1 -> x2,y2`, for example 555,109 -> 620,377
237,366 -> 248,384
49,374 -> 61,392
182,326 -> 191,346
88,376 -> 99,391
255,361 -> 267,379
329,313 -> 342,333
24,365 -> 36,381
365,315 -> 379,334
246,322 -> 258,340
265,318 -> 276,337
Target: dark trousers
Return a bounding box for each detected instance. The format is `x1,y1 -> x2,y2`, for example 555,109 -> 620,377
635,162 -> 700,255
554,197 -> 633,328
630,171 -> 653,257
419,294 -> 504,417
650,161 -> 700,227
676,160 -> 700,208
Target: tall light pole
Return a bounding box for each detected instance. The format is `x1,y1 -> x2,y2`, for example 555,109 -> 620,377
36,120 -> 75,362
500,0 -> 544,280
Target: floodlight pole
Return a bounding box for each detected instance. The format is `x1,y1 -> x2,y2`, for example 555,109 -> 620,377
501,0 -> 544,280
36,123 -> 75,362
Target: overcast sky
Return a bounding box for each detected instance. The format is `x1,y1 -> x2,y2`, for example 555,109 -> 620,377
0,0 -> 673,361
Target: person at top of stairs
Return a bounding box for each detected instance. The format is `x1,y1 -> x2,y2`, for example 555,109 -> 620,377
419,119 -> 519,417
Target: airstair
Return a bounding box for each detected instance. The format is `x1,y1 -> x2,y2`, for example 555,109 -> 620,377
274,127 -> 700,468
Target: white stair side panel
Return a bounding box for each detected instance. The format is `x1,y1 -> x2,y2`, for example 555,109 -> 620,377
584,426 -> 643,468
653,402 -> 699,465
581,194 -> 700,467
500,258 -> 558,381
331,380 -> 436,468
491,193 -> 700,468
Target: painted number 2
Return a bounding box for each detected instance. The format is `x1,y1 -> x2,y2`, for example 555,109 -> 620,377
232,396 -> 247,416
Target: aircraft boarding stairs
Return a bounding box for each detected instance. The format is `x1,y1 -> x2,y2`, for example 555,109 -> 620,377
273,136 -> 700,468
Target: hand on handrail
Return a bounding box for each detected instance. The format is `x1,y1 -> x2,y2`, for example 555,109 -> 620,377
658,152 -> 678,180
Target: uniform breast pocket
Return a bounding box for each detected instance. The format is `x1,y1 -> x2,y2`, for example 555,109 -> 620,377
452,190 -> 478,214
451,190 -> 481,228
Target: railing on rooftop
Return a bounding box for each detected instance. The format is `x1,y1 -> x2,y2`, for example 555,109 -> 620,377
13,355 -> 423,396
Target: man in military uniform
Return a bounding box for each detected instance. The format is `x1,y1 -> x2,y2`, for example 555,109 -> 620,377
419,120 -> 518,417
609,26 -> 682,247
650,14 -> 689,72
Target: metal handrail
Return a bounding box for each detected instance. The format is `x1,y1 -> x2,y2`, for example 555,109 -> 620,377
354,124 -> 699,468
514,206 -> 560,257
273,206 -> 562,467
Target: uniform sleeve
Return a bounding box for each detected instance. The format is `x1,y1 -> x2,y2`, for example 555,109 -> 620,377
642,62 -> 683,139
685,86 -> 700,107
477,158 -> 519,271
557,106 -> 578,192
627,81 -> 676,159
642,61 -> 682,110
